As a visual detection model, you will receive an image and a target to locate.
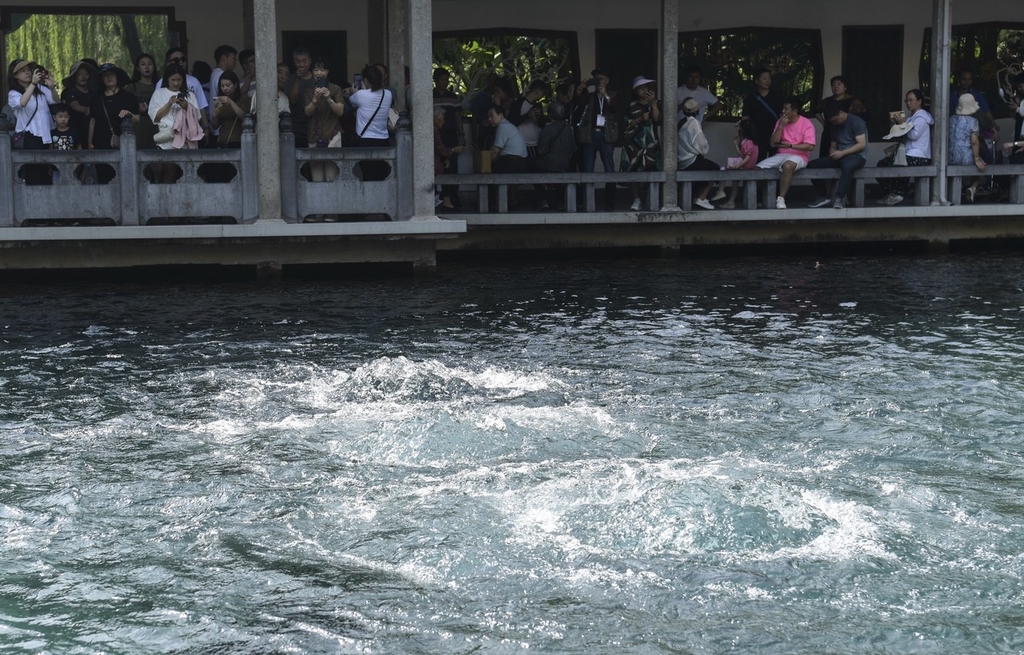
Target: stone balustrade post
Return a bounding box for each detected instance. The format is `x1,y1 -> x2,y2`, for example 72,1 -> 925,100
396,111 -> 413,221
241,113 -> 258,222
119,116 -> 140,225
0,113 -> 13,226
278,113 -> 297,221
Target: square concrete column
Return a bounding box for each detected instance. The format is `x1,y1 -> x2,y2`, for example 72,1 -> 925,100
254,0 -> 282,220
931,0 -> 952,204
660,0 -> 679,211
408,0 -> 436,218
388,0 -> 408,112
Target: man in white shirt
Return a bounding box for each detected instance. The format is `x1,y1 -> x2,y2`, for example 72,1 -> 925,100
208,45 -> 237,107
676,66 -> 719,124
208,45 -> 236,137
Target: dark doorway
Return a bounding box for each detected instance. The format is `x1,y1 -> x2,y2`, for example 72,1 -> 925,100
843,25 -> 904,141
282,30 -> 349,88
595,29 -> 658,100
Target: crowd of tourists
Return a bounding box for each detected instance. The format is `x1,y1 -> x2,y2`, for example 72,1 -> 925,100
4,44 -> 395,186
438,64 -> 1024,211
8,44 -> 1024,211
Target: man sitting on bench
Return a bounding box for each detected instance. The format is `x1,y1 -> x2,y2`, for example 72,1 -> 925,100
806,106 -> 868,209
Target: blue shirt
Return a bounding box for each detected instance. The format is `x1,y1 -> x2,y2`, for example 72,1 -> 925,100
949,88 -> 990,115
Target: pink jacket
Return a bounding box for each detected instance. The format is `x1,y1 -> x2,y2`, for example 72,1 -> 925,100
172,104 -> 204,149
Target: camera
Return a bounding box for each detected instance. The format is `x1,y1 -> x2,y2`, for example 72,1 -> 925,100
586,77 -> 600,93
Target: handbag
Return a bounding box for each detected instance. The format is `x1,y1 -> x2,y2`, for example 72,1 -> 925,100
11,96 -> 40,149
154,123 -> 174,144
884,141 -> 908,166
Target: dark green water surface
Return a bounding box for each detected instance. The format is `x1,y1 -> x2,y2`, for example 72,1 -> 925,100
2,254 -> 1024,653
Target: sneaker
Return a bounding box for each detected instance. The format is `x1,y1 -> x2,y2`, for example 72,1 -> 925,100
884,193 -> 904,206
832,199 -> 844,209
719,200 -> 735,209
808,197 -> 832,208
775,196 -> 787,210
694,198 -> 715,210
710,188 -> 728,202
630,198 -> 642,211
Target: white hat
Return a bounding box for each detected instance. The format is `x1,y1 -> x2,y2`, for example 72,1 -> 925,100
883,122 -> 914,140
955,93 -> 980,116
632,76 -> 656,89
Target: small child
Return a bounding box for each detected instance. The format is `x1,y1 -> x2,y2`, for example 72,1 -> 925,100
720,118 -> 759,209
49,103 -> 82,151
48,103 -> 83,183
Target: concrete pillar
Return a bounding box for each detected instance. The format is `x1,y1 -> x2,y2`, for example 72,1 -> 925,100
278,114 -> 297,221
408,0 -> 435,218
119,116 -> 140,225
241,113 -> 259,222
0,113 -> 14,227
254,0 -> 282,220
388,0 -> 408,112
396,111 -> 414,220
931,0 -> 952,204
368,1 -> 387,72
660,0 -> 679,211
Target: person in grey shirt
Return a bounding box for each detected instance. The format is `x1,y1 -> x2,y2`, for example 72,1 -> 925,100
806,106 -> 868,209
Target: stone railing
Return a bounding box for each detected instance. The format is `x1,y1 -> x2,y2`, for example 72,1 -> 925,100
0,114 -> 258,226
277,113 -> 410,221
0,112 -> 416,226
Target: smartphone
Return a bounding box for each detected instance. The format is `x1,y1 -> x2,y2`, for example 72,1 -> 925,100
315,77 -> 328,89
353,73 -> 362,88
889,110 -> 905,121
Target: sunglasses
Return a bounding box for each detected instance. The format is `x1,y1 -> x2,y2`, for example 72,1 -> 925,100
169,56 -> 187,63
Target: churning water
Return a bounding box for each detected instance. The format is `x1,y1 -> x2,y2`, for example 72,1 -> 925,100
2,254 -> 1024,654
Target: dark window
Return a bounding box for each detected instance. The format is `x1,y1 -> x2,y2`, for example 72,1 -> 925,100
282,31 -> 348,89
920,23 -> 1024,119
595,29 -> 658,101
433,29 -> 580,100
843,25 -> 904,140
678,27 -> 824,119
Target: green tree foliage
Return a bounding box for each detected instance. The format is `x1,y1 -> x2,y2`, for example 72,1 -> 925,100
679,29 -> 823,118
6,12 -> 170,92
433,33 -> 576,103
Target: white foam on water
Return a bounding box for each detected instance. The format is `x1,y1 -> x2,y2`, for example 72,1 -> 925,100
761,489 -> 891,562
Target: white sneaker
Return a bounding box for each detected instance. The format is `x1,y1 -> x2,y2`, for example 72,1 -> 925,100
775,196 -> 787,210
630,198 -> 642,211
710,188 -> 727,202
884,193 -> 904,206
808,197 -> 832,208
694,198 -> 714,210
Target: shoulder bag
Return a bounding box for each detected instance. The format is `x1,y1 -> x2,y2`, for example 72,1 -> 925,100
11,96 -> 40,149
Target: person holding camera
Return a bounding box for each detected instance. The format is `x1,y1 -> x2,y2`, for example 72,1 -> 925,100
576,68 -> 621,211
149,63 -> 204,182
303,58 -> 345,183
7,58 -> 58,185
621,76 -> 661,211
